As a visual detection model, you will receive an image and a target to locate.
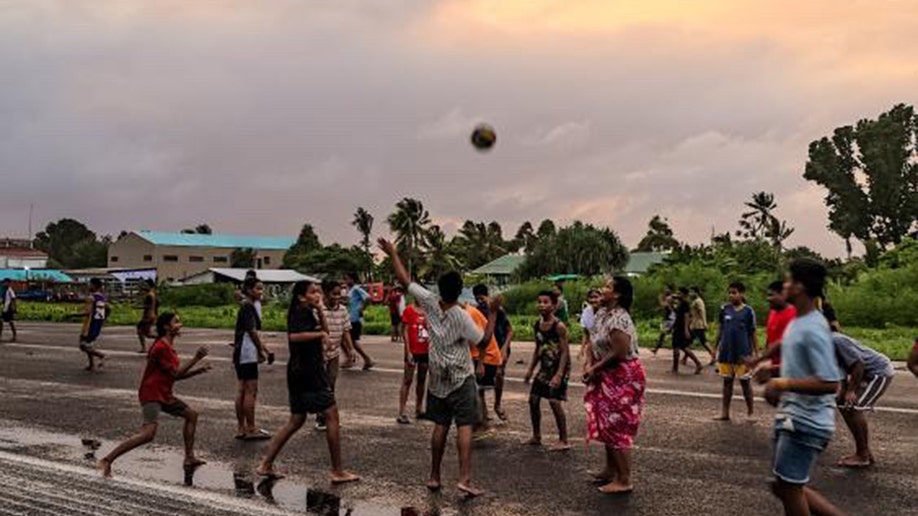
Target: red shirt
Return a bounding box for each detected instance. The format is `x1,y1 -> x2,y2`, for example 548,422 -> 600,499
138,339 -> 179,404
387,291 -> 402,315
401,305 -> 430,355
766,305 -> 797,369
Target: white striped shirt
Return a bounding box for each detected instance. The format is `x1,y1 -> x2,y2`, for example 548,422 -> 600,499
408,283 -> 483,398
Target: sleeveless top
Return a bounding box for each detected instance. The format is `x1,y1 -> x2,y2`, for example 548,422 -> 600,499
533,319 -> 570,383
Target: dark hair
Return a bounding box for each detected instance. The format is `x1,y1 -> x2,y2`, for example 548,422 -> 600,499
612,276 -> 634,312
89,278 -> 103,290
321,279 -> 340,297
537,290 -> 558,303
344,272 -> 359,282
587,288 -> 601,297
156,312 -> 177,338
145,279 -> 156,288
472,284 -> 489,298
288,280 -> 313,322
690,286 -> 701,295
437,271 -> 463,304
767,280 -> 784,293
553,283 -> 564,293
245,269 -> 257,279
728,281 -> 746,293
788,258 -> 827,299
678,287 -> 689,296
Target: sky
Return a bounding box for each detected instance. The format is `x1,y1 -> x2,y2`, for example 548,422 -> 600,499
1,0 -> 917,257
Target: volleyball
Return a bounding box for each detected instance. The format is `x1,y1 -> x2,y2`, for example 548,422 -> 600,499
470,123 -> 497,151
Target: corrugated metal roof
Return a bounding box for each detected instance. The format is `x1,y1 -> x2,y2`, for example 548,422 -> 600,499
183,268 -> 320,284
133,231 -> 295,250
471,254 -> 526,276
625,252 -> 666,274
0,269 -> 73,283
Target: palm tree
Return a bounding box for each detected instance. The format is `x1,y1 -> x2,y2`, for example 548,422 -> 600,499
421,225 -> 460,281
513,221 -> 535,253
352,207 -> 374,280
738,192 -> 778,240
387,198 -> 431,277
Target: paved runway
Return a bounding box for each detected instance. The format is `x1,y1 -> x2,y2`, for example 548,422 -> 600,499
0,322 -> 915,515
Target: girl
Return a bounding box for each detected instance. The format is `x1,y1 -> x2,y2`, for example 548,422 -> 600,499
234,277 -> 273,440
583,277 -> 646,495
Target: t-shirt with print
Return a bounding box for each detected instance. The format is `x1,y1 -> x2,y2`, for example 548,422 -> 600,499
777,310 -> 842,438
718,304 -> 756,364
766,305 -> 797,369
322,305 -> 351,362
591,307 -> 639,362
833,334 -> 894,378
466,305 -> 502,366
407,283 -> 483,398
402,304 -> 430,355
138,339 -> 179,404
234,300 -> 261,365
348,286 -> 369,324
287,305 -> 329,393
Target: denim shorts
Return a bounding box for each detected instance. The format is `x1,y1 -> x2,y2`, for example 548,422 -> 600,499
772,429 -> 829,485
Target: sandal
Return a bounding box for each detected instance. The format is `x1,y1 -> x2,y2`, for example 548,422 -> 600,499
396,415 -> 411,425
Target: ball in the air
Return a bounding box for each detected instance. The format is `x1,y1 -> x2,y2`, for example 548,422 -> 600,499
470,124 -> 497,151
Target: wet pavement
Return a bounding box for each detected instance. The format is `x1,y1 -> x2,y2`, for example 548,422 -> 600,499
0,322 -> 916,515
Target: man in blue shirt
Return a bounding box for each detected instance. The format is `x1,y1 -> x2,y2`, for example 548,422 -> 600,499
343,272 -> 374,370
764,259 -> 842,516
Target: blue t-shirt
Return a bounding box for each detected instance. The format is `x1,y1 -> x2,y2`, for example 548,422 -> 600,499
348,286 -> 369,324
776,310 -> 841,438
717,304 -> 756,363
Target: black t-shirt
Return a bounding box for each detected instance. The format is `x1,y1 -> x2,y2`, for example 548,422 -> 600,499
672,300 -> 690,343
287,305 -> 329,392
234,301 -> 260,347
476,302 -> 511,346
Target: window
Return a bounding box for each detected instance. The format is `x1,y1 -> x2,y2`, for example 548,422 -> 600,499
110,256 -> 119,263
189,256 -> 204,263
143,255 -> 153,262
263,256 -> 271,266
163,255 -> 178,262
213,256 -> 228,263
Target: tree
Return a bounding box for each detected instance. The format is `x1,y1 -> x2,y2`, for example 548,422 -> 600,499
804,104 -> 918,253
351,207 -> 375,279
536,219 -> 557,239
33,218 -> 108,268
518,221 -> 628,279
454,220 -> 507,270
512,221 -> 536,253
420,225 -> 461,282
387,198 -> 431,277
182,224 -> 213,235
231,248 -> 257,268
737,192 -> 778,240
635,215 -> 680,252
286,244 -> 371,280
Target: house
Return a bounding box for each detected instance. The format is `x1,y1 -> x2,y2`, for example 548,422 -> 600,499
107,231 -> 296,282
470,254 -> 526,285
0,240 -> 48,269
179,268 -> 319,286
623,252 -> 666,276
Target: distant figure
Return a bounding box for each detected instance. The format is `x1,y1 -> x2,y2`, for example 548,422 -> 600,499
343,272 -> 374,370
688,287 -> 715,364
579,288 -> 602,364
387,286 -> 405,342
98,313 -> 211,478
1,278 -> 17,342
552,283 -> 570,324
714,282 -> 758,421
398,298 -> 430,424
79,278 -> 108,372
764,259 -> 843,516
136,279 -> 158,353
671,287 -> 703,375
832,333 -> 894,468
651,287 -> 675,356
523,290 -> 571,451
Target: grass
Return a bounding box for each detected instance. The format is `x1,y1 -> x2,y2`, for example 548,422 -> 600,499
14,301 -> 916,360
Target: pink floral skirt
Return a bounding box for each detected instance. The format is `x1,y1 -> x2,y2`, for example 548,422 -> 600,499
584,359 -> 646,449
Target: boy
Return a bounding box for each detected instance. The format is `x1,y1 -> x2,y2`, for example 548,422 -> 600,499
465,302 -> 502,437
387,286 -> 405,342
764,259 -> 842,516
317,280 -> 354,431
473,284 -> 513,422
688,287 -> 715,364
343,272 -> 374,370
398,298 -> 430,423
552,283 -> 570,324
136,279 -> 158,353
378,238 -> 496,498
832,333 -> 894,468
99,313 -> 211,477
1,278 -> 17,342
79,278 -> 108,371
714,282 -> 758,421
523,290 -> 571,451
672,288 -> 703,375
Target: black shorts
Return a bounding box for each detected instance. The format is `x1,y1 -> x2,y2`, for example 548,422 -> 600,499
1,311 -> 14,322
672,333 -> 690,350
475,362 -> 498,389
350,322 -> 363,342
530,378 -> 569,401
426,376 -> 478,428
137,319 -> 154,335
390,313 -> 401,327
411,353 -> 429,365
289,386 -> 336,415
691,329 -> 707,345
235,362 -> 259,381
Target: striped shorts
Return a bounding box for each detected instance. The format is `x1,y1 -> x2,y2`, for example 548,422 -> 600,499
844,375 -> 893,411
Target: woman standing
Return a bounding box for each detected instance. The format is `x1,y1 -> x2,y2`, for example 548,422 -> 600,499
234,276 -> 273,440
583,276 -> 646,495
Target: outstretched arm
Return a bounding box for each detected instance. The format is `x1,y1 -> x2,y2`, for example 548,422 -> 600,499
378,239 -> 410,288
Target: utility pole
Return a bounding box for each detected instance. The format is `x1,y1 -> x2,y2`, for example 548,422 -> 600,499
28,203 -> 34,248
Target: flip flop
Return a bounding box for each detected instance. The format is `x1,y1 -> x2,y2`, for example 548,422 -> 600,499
256,468 -> 286,480
243,429 -> 272,441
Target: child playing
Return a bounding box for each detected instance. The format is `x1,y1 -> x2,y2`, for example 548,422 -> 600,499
79,278 -> 108,371
524,290 -> 571,451
317,280 -> 355,431
714,282 -> 758,421
398,298 -> 430,424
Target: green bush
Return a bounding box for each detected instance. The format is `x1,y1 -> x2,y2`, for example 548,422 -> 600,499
158,283 -> 236,308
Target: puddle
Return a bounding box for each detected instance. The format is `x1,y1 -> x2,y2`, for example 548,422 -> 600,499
0,421 -> 452,515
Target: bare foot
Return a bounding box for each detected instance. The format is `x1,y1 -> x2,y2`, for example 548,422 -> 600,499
184,458 -> 207,470
837,455 -> 873,468
362,361 -> 375,371
548,442 -> 572,452
97,459 -> 112,478
457,482 -> 485,498
84,365 -> 94,372
330,471 -> 360,484
255,464 -> 286,480
426,479 -> 442,492
588,470 -> 614,483
694,365 -> 704,375
598,481 -> 633,494
713,415 -> 730,422
524,437 -> 542,446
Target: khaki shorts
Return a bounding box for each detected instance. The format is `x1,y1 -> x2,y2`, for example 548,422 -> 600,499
718,362 -> 752,380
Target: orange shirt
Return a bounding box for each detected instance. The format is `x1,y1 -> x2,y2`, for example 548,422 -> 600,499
465,305 -> 502,366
